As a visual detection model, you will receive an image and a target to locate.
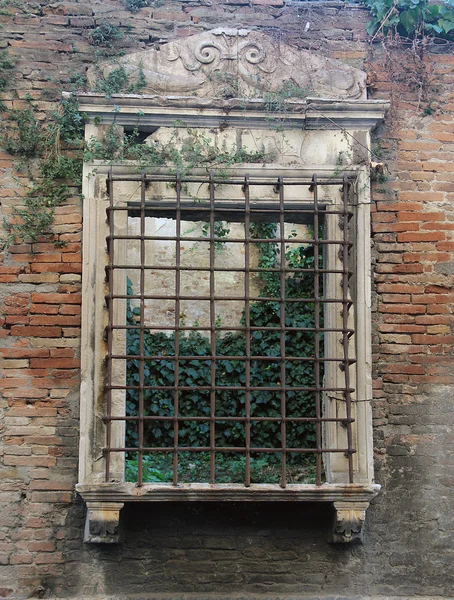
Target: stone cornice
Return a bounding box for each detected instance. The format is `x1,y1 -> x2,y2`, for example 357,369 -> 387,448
71,93 -> 388,131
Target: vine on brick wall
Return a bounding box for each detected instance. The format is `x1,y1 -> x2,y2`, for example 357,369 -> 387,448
362,0 -> 454,40
0,95 -> 86,249
1,0 -> 445,249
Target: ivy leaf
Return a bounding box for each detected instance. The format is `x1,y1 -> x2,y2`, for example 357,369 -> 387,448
399,9 -> 418,34
439,18 -> 454,32
426,22 -> 444,32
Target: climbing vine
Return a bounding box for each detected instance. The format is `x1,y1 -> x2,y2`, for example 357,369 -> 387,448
0,96 -> 86,248
1,0 -> 448,248
361,0 -> 454,40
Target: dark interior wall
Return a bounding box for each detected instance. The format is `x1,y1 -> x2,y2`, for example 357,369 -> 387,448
0,1 -> 454,598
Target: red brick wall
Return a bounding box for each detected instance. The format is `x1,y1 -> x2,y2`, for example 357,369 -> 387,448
0,1 -> 453,598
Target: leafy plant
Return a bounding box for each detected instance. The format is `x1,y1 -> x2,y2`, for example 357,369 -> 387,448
85,123 -> 267,175
92,64 -> 147,97
1,103 -> 43,157
263,80 -> 309,113
93,65 -> 130,96
125,452 -> 317,484
90,22 -> 124,48
124,224 -> 323,484
361,0 -> 454,39
0,50 -> 14,103
1,97 -> 86,247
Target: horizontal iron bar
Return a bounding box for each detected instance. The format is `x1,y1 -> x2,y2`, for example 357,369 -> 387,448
109,355 -> 355,363
106,295 -> 351,303
107,235 -> 352,245
108,385 -> 355,392
108,325 -> 355,334
105,446 -> 356,454
105,416 -> 355,423
108,176 -> 353,186
107,265 -> 351,275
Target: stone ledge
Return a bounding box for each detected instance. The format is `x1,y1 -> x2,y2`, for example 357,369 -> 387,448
76,481 -> 381,503
37,593 -> 454,600
77,483 -> 380,544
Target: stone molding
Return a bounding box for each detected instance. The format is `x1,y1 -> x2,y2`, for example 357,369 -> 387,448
72,93 -> 388,131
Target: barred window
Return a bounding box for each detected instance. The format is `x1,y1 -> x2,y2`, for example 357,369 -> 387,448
76,96 -> 385,543
104,172 -> 356,487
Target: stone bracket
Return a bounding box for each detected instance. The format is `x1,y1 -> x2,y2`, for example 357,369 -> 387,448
84,501 -> 124,544
330,501 -> 370,544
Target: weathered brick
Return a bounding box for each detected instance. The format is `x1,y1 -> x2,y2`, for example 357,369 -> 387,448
397,231 -> 445,242
42,3 -> 93,16
31,293 -> 81,304
10,326 -> 62,338
28,316 -> 81,326
8,40 -> 73,53
30,358 -> 80,369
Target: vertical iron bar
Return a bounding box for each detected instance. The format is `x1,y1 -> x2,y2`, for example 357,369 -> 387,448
173,173 -> 181,485
342,173 -> 354,483
313,174 -> 322,486
105,168 -> 114,482
244,175 -> 251,487
209,172 -> 216,484
278,176 -> 287,488
137,171 -> 146,486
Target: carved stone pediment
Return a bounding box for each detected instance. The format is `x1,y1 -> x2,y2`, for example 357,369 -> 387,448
88,29 -> 366,100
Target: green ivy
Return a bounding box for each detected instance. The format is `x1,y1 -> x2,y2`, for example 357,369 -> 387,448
361,0 -> 454,39
1,104 -> 42,157
124,228 -> 322,483
85,123 -> 267,176
1,97 -> 86,247
125,452 -> 317,484
0,50 -> 14,110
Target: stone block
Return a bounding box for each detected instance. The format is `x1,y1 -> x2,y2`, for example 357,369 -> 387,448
42,3 -> 93,16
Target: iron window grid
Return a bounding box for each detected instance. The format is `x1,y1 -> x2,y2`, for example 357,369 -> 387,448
103,172 -> 356,487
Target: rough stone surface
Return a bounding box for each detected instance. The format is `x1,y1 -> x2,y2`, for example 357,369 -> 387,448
87,28 -> 367,99
0,0 -> 454,599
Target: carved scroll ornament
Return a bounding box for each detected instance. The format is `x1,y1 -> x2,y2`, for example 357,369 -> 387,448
87,29 -> 367,100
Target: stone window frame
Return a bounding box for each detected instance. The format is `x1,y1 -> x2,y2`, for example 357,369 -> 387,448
74,93 -> 387,544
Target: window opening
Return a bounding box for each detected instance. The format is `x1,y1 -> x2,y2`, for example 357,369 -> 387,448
104,172 -> 356,488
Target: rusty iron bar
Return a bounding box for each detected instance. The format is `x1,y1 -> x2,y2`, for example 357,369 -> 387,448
108,326 -> 355,334
107,234 -> 352,245
106,416 -> 355,423
105,168 -> 114,482
106,294 -> 349,303
137,172 -> 147,486
108,385 -> 355,393
278,176 -> 287,488
208,173 -> 216,484
109,354 -> 356,363
312,174 -> 322,487
173,174 -> 182,485
107,175 -> 352,186
342,173 -> 355,483
108,265 -> 352,275
244,175 -> 251,487
105,446 -> 356,453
